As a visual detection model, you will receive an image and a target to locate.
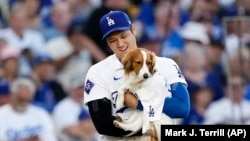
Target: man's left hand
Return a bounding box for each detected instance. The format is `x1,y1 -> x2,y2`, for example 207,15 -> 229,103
124,91 -> 138,109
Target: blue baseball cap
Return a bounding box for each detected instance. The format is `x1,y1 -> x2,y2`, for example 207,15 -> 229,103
34,54 -> 53,66
78,108 -> 90,120
100,10 -> 132,40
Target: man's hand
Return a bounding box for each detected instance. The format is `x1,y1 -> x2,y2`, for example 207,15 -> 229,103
124,91 -> 139,109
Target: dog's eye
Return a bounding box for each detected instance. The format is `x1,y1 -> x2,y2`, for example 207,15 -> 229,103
136,61 -> 141,65
147,62 -> 152,65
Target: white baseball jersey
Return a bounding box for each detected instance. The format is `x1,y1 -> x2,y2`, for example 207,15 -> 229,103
0,104 -> 57,141
84,54 -> 187,140
203,98 -> 250,124
52,97 -> 91,141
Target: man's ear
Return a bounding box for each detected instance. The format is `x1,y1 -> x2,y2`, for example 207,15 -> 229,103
131,24 -> 137,36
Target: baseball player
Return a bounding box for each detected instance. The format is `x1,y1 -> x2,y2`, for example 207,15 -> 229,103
84,10 -> 190,141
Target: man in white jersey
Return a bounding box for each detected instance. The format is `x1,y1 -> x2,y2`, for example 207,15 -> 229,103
83,10 -> 190,141
203,74 -> 250,124
0,77 -> 57,141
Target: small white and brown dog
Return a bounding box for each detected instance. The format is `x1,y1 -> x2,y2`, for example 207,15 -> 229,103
115,48 -> 156,110
114,48 -> 175,140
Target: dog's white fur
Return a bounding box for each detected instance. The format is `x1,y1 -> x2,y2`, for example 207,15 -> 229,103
114,48 -> 175,139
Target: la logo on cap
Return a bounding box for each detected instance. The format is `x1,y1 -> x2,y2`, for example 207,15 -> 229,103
106,17 -> 115,26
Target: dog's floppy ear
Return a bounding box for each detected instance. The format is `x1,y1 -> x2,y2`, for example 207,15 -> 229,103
121,53 -> 132,73
149,50 -> 156,75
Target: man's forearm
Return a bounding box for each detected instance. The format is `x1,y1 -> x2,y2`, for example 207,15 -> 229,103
87,98 -> 137,137
163,82 -> 190,118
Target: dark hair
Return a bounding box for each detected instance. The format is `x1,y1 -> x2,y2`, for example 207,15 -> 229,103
66,22 -> 84,37
210,38 -> 224,50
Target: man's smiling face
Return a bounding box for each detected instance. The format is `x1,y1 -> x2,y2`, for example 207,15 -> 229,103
106,25 -> 137,60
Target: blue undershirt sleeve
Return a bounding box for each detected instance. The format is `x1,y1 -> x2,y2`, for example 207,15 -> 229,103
136,82 -> 190,118
136,100 -> 143,110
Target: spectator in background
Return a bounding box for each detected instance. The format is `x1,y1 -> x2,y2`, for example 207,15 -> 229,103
201,0 -> 223,39
203,74 -> 250,124
180,0 -> 224,41
179,21 -> 210,46
138,33 -> 161,56
151,0 -> 183,63
0,79 -> 10,106
204,38 -> 226,101
181,86 -> 214,125
136,0 -> 184,64
0,46 -> 20,83
0,27 -> 35,77
240,47 -> 250,100
42,1 -> 74,41
61,0 -> 95,24
0,0 -> 55,28
184,0 -> 207,22
180,32 -> 225,101
223,19 -> 250,55
224,20 -> 239,53
218,0 -> 238,17
227,47 -> 250,101
198,11 -> 223,41
44,22 -> 104,90
31,54 -> 66,113
134,0 -> 157,27
180,42 -> 208,95
179,21 -> 210,71
227,47 -> 250,86
237,0 -> 250,16
0,2 -> 45,55
52,75 -> 98,141
181,0 -> 223,24
0,77 -> 57,141
18,48 -> 36,77
0,0 -> 13,27
78,108 -> 99,141
20,0 -> 44,31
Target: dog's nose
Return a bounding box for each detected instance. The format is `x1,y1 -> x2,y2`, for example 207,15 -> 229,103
143,73 -> 149,79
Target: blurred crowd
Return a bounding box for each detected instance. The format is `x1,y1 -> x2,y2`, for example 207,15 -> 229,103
0,0 -> 250,140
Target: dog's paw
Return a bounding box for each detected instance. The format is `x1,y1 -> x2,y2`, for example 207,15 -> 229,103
113,115 -> 123,129
113,120 -> 132,131
115,115 -> 123,122
142,121 -> 151,134
113,120 -> 121,128
142,128 -> 150,135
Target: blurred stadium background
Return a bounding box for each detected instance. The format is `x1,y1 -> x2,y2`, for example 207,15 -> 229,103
0,0 -> 250,140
